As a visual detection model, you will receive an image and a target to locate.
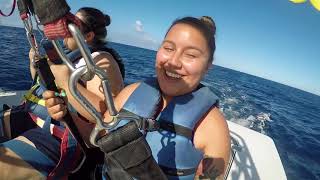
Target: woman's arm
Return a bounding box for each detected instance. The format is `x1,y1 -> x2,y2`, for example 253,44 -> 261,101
48,52 -> 124,122
48,63 -> 106,122
194,107 -> 231,179
86,52 -> 124,99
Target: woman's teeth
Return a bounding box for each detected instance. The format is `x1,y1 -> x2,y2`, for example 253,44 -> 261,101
165,71 -> 182,78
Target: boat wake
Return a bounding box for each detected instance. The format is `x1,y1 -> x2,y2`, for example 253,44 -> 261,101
0,88 -> 16,97
209,83 -> 273,135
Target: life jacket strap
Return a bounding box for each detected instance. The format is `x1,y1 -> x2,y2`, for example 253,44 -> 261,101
119,109 -> 194,140
159,165 -> 197,177
157,120 -> 193,140
23,83 -> 46,107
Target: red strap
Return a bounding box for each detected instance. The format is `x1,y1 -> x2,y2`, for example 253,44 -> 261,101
0,0 -> 16,17
47,128 -> 82,179
43,12 -> 82,40
28,112 -> 64,139
20,12 -> 28,20
45,47 -> 60,62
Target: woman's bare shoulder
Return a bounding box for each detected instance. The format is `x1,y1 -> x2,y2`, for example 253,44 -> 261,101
194,106 -> 229,149
92,51 -> 117,67
116,83 -> 141,101
103,82 -> 141,121
194,106 -> 231,178
114,83 -> 141,109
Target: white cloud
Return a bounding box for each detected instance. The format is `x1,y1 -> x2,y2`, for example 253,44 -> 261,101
120,20 -> 159,49
135,20 -> 143,32
108,20 -> 160,49
142,34 -> 157,44
109,30 -> 160,50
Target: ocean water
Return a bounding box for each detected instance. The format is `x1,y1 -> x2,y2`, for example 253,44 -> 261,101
1,25 -> 319,180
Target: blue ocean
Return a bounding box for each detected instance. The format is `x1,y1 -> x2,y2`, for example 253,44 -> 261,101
0,26 -> 319,180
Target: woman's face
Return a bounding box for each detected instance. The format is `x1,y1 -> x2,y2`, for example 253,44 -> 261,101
156,23 -> 210,97
63,12 -> 91,51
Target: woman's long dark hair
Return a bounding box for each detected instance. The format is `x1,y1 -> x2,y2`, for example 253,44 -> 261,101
77,7 -> 125,79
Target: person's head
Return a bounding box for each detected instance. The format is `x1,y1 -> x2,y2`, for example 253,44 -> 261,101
64,7 -> 111,50
156,16 -> 216,97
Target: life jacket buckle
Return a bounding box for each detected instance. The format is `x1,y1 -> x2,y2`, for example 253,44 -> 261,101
142,118 -> 159,132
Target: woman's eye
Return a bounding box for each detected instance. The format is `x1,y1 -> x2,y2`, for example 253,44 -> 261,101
185,54 -> 196,58
163,47 -> 174,52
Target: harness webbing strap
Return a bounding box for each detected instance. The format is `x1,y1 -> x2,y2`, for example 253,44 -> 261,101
157,120 -> 194,140
159,165 -> 197,176
98,121 -> 167,180
119,109 -> 194,140
48,128 -> 82,179
28,113 -> 64,139
43,12 -> 81,40
23,83 -> 46,106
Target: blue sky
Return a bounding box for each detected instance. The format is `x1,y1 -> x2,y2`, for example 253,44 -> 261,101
0,0 -> 319,95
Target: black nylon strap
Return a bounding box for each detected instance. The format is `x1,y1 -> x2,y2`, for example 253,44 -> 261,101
98,122 -> 168,180
158,120 -> 193,140
118,109 -> 194,140
34,58 -> 89,156
159,165 -> 197,176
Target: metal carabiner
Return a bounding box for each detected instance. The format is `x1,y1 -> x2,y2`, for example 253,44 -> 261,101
51,24 -> 128,146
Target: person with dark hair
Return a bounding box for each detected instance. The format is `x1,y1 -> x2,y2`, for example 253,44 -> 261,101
45,7 -> 125,121
26,7 -> 125,122
45,16 -> 230,179
0,7 -> 124,179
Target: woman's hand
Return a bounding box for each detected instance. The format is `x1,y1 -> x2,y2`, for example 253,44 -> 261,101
43,90 -> 67,120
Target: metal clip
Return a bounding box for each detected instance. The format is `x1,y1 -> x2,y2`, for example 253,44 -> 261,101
141,118 -> 159,132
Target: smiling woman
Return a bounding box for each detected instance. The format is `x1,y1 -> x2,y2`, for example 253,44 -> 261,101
0,0 -> 16,17
156,16 -> 215,96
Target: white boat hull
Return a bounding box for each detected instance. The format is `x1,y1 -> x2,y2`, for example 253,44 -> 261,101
0,90 -> 287,179
227,121 -> 287,180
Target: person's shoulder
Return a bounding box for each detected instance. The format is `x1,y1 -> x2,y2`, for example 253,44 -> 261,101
194,106 -> 229,149
91,51 -> 116,66
120,83 -> 141,96
194,106 -> 231,177
202,106 -> 228,134
206,106 -> 225,123
114,82 -> 141,109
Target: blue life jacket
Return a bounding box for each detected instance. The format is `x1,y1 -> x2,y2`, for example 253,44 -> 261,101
119,79 -> 219,179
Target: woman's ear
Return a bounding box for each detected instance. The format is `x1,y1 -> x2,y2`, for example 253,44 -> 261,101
85,31 -> 95,43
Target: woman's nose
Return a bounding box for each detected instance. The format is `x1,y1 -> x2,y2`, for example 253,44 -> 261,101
166,51 -> 182,68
